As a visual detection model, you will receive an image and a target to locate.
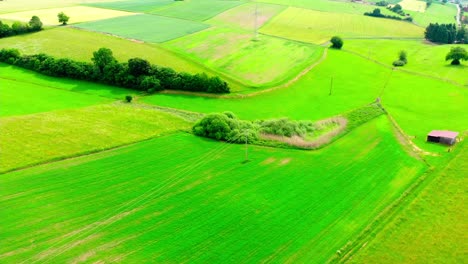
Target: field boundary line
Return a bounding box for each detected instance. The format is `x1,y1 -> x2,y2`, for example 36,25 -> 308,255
342,49 -> 467,88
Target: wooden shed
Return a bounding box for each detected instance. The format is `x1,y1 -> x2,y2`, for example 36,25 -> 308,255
427,130 -> 459,145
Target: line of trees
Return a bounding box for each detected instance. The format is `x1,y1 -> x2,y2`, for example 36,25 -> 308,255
0,16 -> 43,38
425,23 -> 468,43
364,8 -> 413,22
0,47 -> 230,94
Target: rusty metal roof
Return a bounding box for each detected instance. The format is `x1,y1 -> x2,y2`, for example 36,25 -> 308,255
428,130 -> 459,139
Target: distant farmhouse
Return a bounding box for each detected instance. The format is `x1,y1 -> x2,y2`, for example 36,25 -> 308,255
427,130 -> 459,145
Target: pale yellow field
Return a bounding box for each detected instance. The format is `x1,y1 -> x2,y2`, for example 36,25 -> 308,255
399,0 -> 427,12
0,0 -> 115,14
0,6 -> 136,25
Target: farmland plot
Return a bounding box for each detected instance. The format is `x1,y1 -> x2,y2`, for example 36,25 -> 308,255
260,7 -> 424,44
75,14 -> 210,43
164,27 -> 324,86
0,117 -> 425,263
0,6 -> 136,25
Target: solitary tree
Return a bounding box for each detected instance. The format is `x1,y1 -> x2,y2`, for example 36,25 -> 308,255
28,16 -> 43,31
445,46 -> 468,65
92,47 -> 116,73
58,12 -> 70,25
330,36 -> 343,49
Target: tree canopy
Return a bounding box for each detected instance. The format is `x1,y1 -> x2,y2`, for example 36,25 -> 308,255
445,46 -> 468,65
330,36 -> 343,49
58,12 -> 70,25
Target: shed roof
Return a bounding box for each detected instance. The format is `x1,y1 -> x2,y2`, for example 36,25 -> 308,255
428,130 -> 459,139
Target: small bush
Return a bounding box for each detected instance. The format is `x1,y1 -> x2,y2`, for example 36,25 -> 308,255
330,36 -> 344,49
125,95 -> 133,103
392,60 -> 406,67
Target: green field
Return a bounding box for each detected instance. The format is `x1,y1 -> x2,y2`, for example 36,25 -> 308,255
207,2 -> 286,30
258,0 -> 398,15
0,6 -> 136,25
408,2 -> 457,27
382,70 -> 468,153
75,14 -> 210,43
349,141 -> 467,263
143,49 -> 387,120
0,27 -> 216,76
344,39 -> 468,86
164,27 -> 324,86
150,0 -> 245,21
260,7 -> 424,44
88,0 -> 244,21
87,0 -> 175,13
399,0 -> 427,12
0,103 -> 190,173
0,74 -> 109,117
0,117 -> 426,263
0,63 -> 134,99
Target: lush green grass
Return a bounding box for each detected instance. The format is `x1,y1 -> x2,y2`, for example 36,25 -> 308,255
260,7 -> 424,44
408,2 -> 457,27
349,140 -> 467,263
344,39 -> 468,86
0,6 -> 136,25
0,74 -> 109,117
75,14 -> 210,43
0,63 -> 134,99
258,0 -> 398,15
207,2 -> 286,30
382,70 -> 468,153
87,0 -> 175,13
150,0 -> 246,21
143,49 -> 388,120
0,103 -> 190,173
164,27 -> 324,86
0,116 -> 425,263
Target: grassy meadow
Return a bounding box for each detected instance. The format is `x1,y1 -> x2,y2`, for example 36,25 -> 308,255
164,27 -> 324,86
143,49 -> 388,120
0,103 -> 190,172
408,2 -> 458,27
344,39 -> 468,86
150,0 -> 245,21
260,7 -> 424,44
0,6 -> 136,25
75,14 -> 210,43
0,76 -> 109,117
0,117 -> 426,263
0,0 -> 466,263
349,140 -> 467,263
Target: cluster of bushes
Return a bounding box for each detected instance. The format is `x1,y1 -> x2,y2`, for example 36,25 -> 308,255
0,47 -> 230,93
0,16 -> 43,38
393,50 -> 408,67
426,0 -> 432,7
192,112 -> 317,144
364,8 -> 413,22
375,1 -> 389,6
425,23 -> 468,44
388,4 -> 406,16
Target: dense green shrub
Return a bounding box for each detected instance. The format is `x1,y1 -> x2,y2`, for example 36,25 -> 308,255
0,17 -> 43,39
425,23 -> 466,44
257,118 -> 315,137
392,60 -> 406,67
192,113 -> 258,143
125,95 -> 133,103
330,36 -> 343,49
0,48 -> 230,94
